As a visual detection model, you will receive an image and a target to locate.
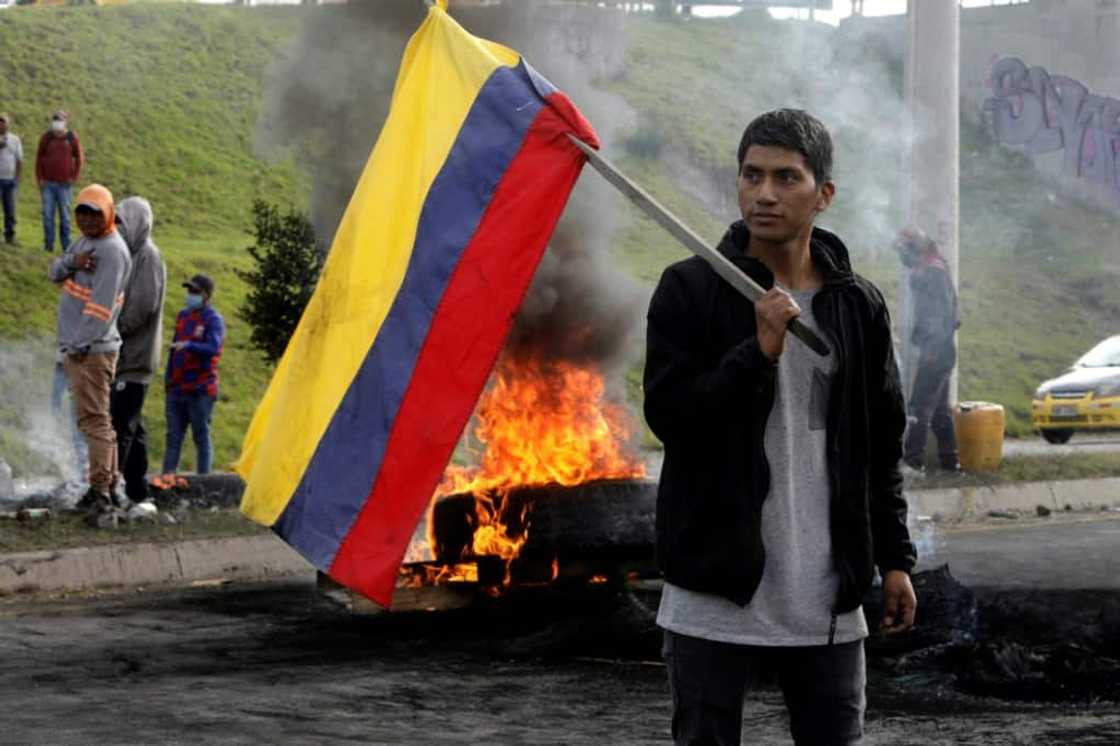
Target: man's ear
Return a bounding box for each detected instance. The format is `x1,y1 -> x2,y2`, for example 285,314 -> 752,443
815,180 -> 836,213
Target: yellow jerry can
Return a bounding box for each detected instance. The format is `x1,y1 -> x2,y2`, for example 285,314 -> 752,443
954,401 -> 1005,471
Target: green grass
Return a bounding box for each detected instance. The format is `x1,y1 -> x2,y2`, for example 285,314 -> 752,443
0,507 -> 265,554
1,5 -> 1118,483
916,452 -> 1120,490
0,3 -> 306,477
606,14 -> 1120,444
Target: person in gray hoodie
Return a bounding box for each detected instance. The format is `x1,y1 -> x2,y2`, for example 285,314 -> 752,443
48,184 -> 131,515
110,196 -> 166,506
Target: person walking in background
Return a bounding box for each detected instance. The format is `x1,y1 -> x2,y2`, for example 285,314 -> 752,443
110,197 -> 166,507
895,227 -> 962,475
48,184 -> 131,518
36,110 -> 84,253
163,274 -> 224,475
0,112 -> 24,245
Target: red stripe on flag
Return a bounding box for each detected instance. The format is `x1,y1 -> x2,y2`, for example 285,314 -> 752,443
328,100 -> 594,605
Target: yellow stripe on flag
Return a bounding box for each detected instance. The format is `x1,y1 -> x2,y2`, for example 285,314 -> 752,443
236,6 -> 520,525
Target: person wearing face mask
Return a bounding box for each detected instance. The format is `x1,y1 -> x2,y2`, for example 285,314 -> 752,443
47,184 -> 131,519
163,273 -> 224,476
110,197 -> 166,507
0,113 -> 24,245
35,110 -> 84,253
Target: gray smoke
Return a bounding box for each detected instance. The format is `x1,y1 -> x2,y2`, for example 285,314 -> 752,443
257,0 -> 643,377
667,13 -> 913,258
0,339 -> 86,486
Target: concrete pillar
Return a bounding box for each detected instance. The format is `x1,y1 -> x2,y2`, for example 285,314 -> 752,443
902,0 -> 960,402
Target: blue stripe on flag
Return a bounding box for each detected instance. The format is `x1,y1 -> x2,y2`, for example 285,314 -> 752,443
273,62 -> 546,569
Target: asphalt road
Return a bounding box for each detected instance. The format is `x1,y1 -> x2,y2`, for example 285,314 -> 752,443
941,513 -> 1120,590
2,580 -> 1117,746
3,515 -> 1120,745
1001,433 -> 1120,458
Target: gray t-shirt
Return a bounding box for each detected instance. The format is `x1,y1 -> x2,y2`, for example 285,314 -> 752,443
0,134 -> 23,180
658,287 -> 869,646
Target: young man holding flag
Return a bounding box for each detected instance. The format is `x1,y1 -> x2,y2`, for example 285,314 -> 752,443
645,109 -> 916,745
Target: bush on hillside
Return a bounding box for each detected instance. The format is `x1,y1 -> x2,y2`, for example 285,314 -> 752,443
236,201 -> 322,364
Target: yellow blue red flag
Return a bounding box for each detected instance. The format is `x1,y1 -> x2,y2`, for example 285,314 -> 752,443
235,1 -> 599,606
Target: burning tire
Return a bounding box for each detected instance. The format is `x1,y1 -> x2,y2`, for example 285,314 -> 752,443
427,479 -> 654,566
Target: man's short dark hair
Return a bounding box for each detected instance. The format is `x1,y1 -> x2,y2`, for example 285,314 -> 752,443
737,109 -> 833,185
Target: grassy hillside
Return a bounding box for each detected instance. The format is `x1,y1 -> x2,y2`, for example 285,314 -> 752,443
2,5 -> 1118,481
605,14 -> 1120,436
0,3 -> 305,477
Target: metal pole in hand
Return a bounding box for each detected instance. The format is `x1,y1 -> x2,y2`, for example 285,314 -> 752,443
566,133 -> 830,358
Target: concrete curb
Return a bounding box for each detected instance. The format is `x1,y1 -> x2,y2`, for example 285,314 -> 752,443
1,478 -> 1118,597
0,534 -> 313,597
906,477 -> 1120,519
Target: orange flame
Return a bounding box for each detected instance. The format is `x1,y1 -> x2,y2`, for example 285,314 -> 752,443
437,355 -> 646,498
420,354 -> 646,579
149,473 -> 189,490
397,563 -> 479,589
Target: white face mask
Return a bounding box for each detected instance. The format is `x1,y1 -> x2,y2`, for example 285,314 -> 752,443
51,120 -> 65,133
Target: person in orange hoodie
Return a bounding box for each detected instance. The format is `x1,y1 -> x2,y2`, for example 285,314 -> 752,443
47,184 -> 132,518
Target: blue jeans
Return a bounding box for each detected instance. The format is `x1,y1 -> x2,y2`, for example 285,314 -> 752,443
163,390 -> 216,474
41,181 -> 72,251
0,178 -> 16,241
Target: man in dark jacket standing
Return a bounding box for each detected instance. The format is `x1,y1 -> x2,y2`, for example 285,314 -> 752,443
644,109 -> 917,746
895,227 -> 961,474
35,110 -> 84,253
111,197 -> 166,506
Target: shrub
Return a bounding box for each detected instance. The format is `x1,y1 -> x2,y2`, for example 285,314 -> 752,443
236,200 -> 322,364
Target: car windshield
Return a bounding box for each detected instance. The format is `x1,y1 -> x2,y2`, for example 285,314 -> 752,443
1076,336 -> 1120,367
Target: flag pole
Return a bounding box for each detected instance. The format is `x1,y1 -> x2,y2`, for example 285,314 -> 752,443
566,134 -> 830,357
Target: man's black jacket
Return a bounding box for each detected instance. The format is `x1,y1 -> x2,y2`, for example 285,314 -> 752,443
643,221 -> 916,612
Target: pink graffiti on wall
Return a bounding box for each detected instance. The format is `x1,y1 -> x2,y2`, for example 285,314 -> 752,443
983,57 -> 1120,203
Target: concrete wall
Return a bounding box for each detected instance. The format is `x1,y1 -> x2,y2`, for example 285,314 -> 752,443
842,2 -> 1120,204
843,2 -> 1120,111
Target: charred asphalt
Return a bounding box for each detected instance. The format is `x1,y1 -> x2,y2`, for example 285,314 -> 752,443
1,517 -> 1118,745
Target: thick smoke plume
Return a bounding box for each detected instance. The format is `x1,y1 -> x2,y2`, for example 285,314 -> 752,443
257,1 -> 643,382
0,339 -> 86,487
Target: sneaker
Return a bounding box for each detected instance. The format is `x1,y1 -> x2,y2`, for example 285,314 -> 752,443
73,487 -> 101,512
940,462 -> 966,477
110,484 -> 132,511
126,500 -> 159,523
43,245 -> 53,253
79,488 -> 114,525
899,462 -> 926,479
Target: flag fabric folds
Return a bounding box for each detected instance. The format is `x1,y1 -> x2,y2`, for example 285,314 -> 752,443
235,0 -> 599,606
